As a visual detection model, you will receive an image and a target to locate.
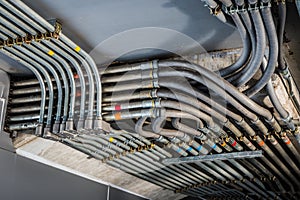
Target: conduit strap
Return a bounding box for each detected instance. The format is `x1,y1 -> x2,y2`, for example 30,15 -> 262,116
0,20 -> 62,48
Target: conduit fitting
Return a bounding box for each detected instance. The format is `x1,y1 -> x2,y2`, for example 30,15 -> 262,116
228,137 -> 243,151
247,1 -> 259,11
260,0 -> 272,9
35,123 -> 43,136
265,116 -> 282,133
251,118 -> 269,135
52,120 -> 60,134
280,67 -> 291,80
94,118 -> 111,132
156,136 -> 169,144
236,118 -> 256,137
43,124 -> 51,136
65,119 -> 74,131
84,117 -> 93,130
274,0 -> 286,5
281,113 -> 295,131
219,140 -> 233,152
77,119 -> 85,130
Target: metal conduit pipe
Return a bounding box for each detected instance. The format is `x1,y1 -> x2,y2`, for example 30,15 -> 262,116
157,88 -> 256,137
277,1 -> 287,70
0,49 -> 46,135
268,135 -> 300,175
198,162 -> 260,198
42,40 -> 86,130
281,133 -> 300,164
78,135 -> 198,188
208,162 -> 262,198
32,42 -> 76,130
157,90 -> 251,137
8,0 -> 103,126
217,10 -> 251,77
172,118 -> 206,140
258,157 -> 293,193
15,45 -> 63,126
122,131 -> 172,157
241,160 -> 285,197
135,117 -> 161,138
230,1 -> 266,87
102,72 -> 248,134
182,164 -> 238,196
0,32 -> 8,41
151,122 -> 199,155
63,139 -> 179,190
134,117 -> 191,156
59,35 -> 103,123
157,61 -> 281,132
245,3 -> 279,97
134,153 -> 203,187
51,39 -> 95,129
213,160 -> 270,198
6,47 -> 54,134
228,159 -> 268,191
159,100 -> 227,137
255,135 -> 300,187
0,16 -> 26,37
0,25 -> 18,38
158,77 -> 269,135
25,43 -> 70,133
267,78 -> 295,130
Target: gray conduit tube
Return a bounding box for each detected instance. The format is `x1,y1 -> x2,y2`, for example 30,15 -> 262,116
25,44 -> 70,132
245,4 -> 279,97
256,136 -> 300,188
32,42 -> 76,131
79,135 -> 197,188
135,117 -> 161,138
16,45 -> 63,126
228,159 -> 270,194
6,47 -> 54,134
262,56 -> 295,130
204,161 -> 261,198
134,117 -> 191,156
103,77 -> 259,136
0,32 -> 8,40
0,16 -> 26,37
213,160 -> 270,198
269,135 -> 300,175
158,74 -> 270,134
159,100 -> 226,137
63,139 -> 179,190
277,1 -> 287,70
157,90 -> 248,137
59,35 -> 103,123
218,10 -> 251,77
158,61 -> 281,131
230,1 -> 266,87
2,4 -> 75,130
0,25 -> 18,38
0,49 -> 46,135
52,39 -> 95,129
43,40 -> 86,130
8,0 -> 103,125
242,159 -> 286,194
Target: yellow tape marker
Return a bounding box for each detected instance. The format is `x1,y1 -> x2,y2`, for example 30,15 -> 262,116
74,46 -> 81,52
48,50 -> 54,56
109,137 -> 115,143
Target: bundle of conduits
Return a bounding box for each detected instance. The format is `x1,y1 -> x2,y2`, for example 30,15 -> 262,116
1,0 -> 300,199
